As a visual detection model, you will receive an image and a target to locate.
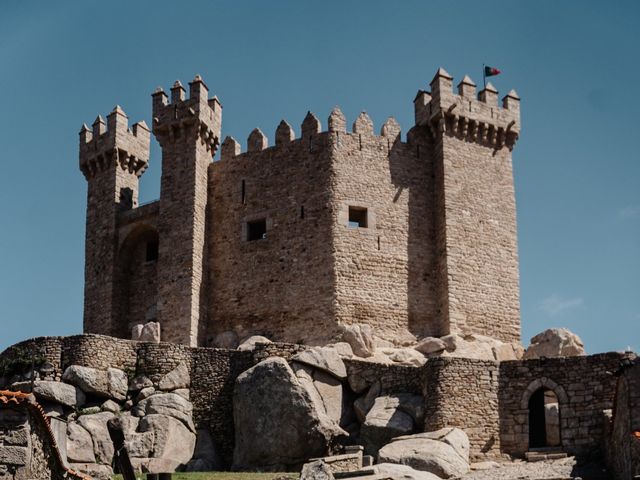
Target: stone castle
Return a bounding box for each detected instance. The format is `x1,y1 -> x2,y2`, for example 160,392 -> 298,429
79,68 -> 521,348
1,68 -> 638,480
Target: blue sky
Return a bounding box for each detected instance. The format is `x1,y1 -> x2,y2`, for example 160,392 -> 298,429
0,1 -> 638,353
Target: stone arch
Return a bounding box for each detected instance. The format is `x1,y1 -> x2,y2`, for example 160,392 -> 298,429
115,223 -> 159,339
520,377 -> 568,409
521,377 -> 567,450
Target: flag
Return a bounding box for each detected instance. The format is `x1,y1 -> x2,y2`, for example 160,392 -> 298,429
484,66 -> 501,77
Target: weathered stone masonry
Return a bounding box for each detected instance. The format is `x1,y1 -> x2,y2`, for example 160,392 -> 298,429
79,68 -> 522,348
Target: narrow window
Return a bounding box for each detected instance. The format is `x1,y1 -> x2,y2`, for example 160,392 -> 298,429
300,205 -> 305,219
241,180 -> 246,204
247,219 -> 267,241
348,206 -> 368,228
145,240 -> 159,262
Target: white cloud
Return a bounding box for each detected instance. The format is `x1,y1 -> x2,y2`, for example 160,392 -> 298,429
539,294 -> 584,316
617,205 -> 640,220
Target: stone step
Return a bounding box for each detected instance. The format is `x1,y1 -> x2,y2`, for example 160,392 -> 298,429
525,450 -> 568,462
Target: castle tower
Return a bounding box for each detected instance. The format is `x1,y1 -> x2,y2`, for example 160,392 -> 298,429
152,76 -> 222,346
418,68 -> 522,342
79,107 -> 150,335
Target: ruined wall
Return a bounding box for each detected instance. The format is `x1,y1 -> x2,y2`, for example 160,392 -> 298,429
498,353 -> 624,458
207,123 -> 336,345
331,118 -> 438,344
423,357 -> 503,461
607,361 -> 640,479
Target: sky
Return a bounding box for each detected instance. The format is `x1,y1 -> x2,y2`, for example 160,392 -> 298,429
0,0 -> 638,354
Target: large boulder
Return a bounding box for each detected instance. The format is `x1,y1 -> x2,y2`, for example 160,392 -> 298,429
293,363 -> 344,424
292,347 -> 347,380
77,411 -> 115,465
136,392 -> 195,432
62,366 -> 128,401
66,423 -> 95,463
13,380 -> 85,408
233,357 -> 346,469
523,328 -> 586,359
374,463 -> 442,480
360,395 -> 417,455
300,460 -> 335,480
184,428 -> 222,472
138,414 -> 196,471
341,324 -> 375,358
158,362 -> 190,391
237,335 -> 272,351
378,428 -> 470,479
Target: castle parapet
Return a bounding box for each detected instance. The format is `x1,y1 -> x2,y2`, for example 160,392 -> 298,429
152,75 -> 221,153
415,67 -> 521,150
79,106 -> 150,180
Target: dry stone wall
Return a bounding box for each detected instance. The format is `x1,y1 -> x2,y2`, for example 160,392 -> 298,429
422,357 -> 502,461
498,353 -> 625,458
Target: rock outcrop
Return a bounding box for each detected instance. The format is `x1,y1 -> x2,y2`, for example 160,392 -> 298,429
377,427 -> 470,478
523,328 -> 586,359
233,357 -> 346,469
62,366 -> 128,401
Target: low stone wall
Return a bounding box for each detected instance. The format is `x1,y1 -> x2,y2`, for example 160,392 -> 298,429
422,357 -> 502,461
345,359 -> 422,395
498,352 -> 626,458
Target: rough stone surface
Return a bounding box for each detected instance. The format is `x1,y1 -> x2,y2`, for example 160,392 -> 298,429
292,346 -> 347,380
414,337 -> 446,355
185,428 -> 222,472
523,328 -> 586,359
341,324 -> 375,358
374,463 -> 442,480
300,460 -> 335,480
158,362 -> 190,390
237,335 -> 272,351
360,395 -> 415,455
137,392 -> 195,432
139,322 -> 161,343
77,411 -> 115,465
378,429 -> 470,478
138,414 -> 197,470
233,357 -> 346,469
62,365 -> 128,401
13,380 -> 85,408
66,423 -> 96,463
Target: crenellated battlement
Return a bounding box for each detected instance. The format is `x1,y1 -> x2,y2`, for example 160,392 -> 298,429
79,106 -> 150,180
151,75 -> 221,153
415,67 -> 521,150
219,108 -> 404,161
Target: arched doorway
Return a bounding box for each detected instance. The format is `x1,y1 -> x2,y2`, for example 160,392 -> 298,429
115,224 -> 159,339
528,388 -> 560,448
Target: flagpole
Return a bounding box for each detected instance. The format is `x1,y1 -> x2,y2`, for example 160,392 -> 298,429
482,63 -> 486,89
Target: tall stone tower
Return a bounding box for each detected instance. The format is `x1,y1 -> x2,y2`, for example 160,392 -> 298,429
79,107 -> 150,335
151,76 -> 222,346
418,68 -> 521,341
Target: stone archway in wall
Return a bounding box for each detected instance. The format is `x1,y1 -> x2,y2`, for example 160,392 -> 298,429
520,378 -> 568,451
115,224 -> 159,339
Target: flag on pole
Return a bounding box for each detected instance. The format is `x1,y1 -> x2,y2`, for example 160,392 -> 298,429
484,66 -> 501,77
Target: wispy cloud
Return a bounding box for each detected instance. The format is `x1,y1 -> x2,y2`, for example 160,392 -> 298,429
539,294 -> 584,316
617,205 -> 640,220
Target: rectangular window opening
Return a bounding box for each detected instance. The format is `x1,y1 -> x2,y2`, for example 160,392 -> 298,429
247,219 -> 267,241
348,206 -> 368,228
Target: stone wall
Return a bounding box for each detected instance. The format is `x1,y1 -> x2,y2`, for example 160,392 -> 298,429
331,123 -> 438,345
208,126 -> 336,345
607,360 -> 640,479
422,357 -> 502,461
498,353 -> 625,458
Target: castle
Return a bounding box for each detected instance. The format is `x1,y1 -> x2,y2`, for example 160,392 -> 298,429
0,68 -> 637,480
79,68 -> 521,347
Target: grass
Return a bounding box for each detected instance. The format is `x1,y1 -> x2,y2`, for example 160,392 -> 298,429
112,473 -> 297,480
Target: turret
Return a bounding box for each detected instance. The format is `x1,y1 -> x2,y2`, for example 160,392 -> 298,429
152,75 -> 222,346
423,67 -> 522,343
79,106 -> 150,336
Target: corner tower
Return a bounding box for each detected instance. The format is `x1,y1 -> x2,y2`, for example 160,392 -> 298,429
417,68 -> 521,342
79,107 -> 150,335
152,75 -> 222,346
